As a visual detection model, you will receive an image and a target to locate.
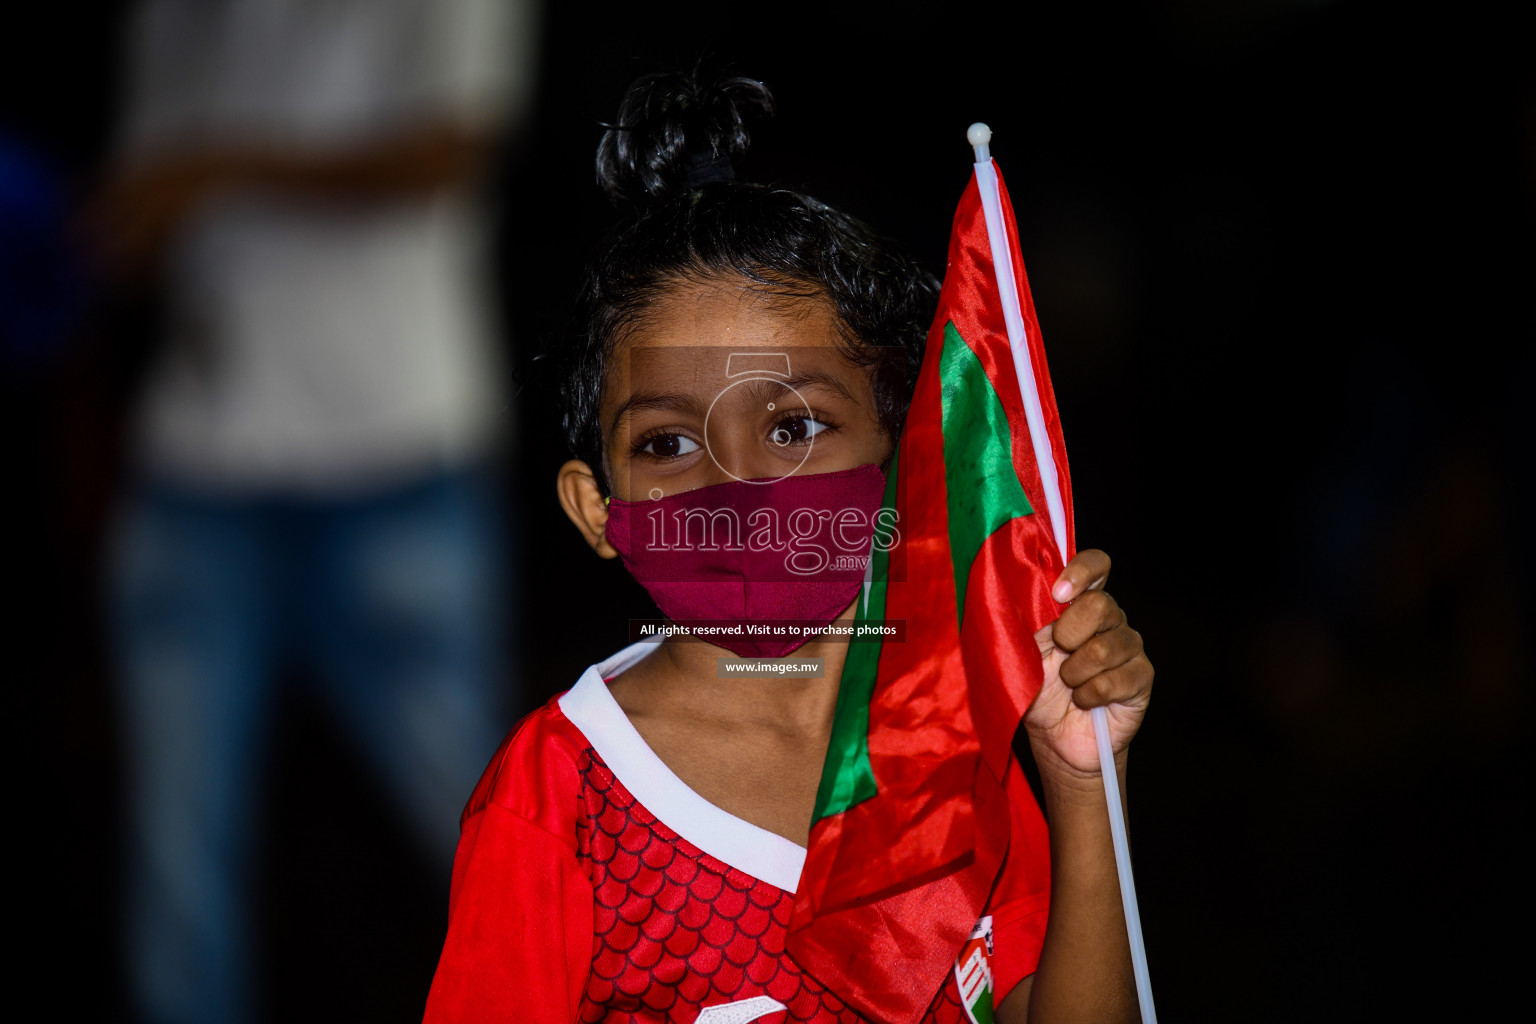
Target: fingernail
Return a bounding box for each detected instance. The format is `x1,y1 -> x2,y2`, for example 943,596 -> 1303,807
1053,580 -> 1074,602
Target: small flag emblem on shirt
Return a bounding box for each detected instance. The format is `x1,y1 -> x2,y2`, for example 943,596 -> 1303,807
955,915 -> 996,1024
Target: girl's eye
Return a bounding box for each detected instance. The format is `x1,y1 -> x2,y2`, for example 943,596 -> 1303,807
639,433 -> 700,458
770,416 -> 833,447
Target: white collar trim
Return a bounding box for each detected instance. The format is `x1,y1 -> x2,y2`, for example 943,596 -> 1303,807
558,641 -> 807,894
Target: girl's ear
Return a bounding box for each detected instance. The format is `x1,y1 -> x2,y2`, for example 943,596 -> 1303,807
557,460 -> 619,559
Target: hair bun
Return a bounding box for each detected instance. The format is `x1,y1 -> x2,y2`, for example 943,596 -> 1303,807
596,71 -> 774,205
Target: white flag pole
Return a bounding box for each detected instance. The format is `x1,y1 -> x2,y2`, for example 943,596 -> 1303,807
967,122 -> 1156,1024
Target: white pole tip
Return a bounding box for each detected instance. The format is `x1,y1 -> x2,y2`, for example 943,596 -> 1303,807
966,123 -> 992,147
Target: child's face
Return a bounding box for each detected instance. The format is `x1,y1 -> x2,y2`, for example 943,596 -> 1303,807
598,278 -> 892,501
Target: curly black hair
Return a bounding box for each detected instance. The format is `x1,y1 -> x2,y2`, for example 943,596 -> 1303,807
559,70 -> 939,491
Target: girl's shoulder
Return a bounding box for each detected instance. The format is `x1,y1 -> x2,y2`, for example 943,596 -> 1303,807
458,692 -> 589,838
459,643 -> 656,836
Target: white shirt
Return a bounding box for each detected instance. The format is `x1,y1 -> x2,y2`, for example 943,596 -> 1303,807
120,0 -> 538,492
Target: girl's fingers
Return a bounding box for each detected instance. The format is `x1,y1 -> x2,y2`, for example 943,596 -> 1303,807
1068,655 -> 1155,711
1051,589 -> 1124,652
1059,624 -> 1142,688
1052,548 -> 1111,603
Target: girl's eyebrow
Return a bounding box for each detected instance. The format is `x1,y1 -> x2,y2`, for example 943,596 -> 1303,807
608,390 -> 708,434
609,369 -> 857,435
742,370 -> 858,406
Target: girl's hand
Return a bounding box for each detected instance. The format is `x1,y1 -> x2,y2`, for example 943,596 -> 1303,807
1023,549 -> 1153,782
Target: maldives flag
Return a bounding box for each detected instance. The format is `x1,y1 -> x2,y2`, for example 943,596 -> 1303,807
786,151 -> 1075,1020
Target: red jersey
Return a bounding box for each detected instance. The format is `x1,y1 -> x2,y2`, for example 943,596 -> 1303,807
424,644 -> 1051,1023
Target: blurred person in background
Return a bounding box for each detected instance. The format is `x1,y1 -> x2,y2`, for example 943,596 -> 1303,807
92,2 -> 538,1021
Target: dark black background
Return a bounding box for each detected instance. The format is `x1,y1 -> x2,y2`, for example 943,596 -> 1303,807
8,0 -> 1531,1020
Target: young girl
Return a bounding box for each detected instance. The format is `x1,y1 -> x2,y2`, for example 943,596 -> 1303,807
424,73 -> 1153,1024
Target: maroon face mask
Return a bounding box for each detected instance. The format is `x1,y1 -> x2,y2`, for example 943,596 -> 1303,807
604,464 -> 888,658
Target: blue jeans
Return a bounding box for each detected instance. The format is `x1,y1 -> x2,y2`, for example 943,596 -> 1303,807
109,468 -> 511,1024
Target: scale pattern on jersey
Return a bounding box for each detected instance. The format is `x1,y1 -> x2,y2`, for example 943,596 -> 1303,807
572,747 -> 972,1023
